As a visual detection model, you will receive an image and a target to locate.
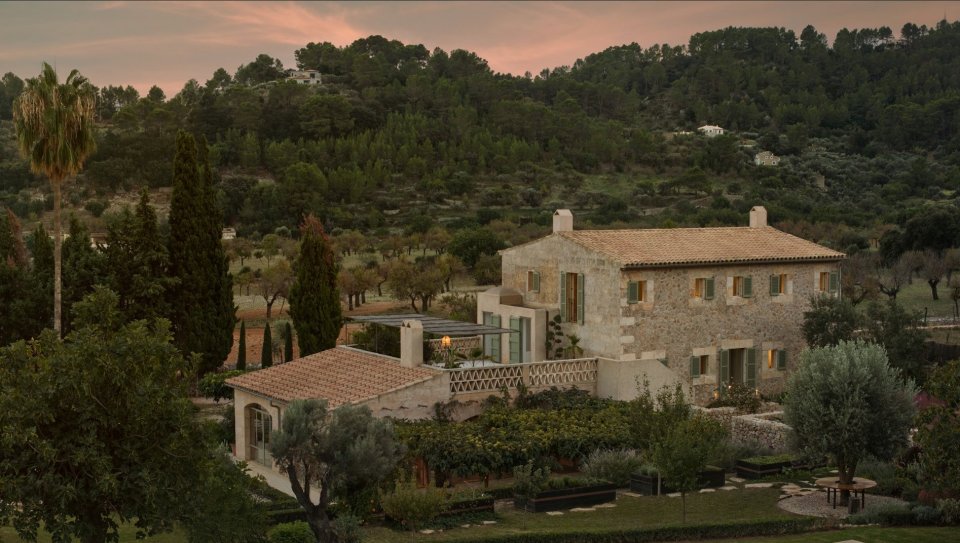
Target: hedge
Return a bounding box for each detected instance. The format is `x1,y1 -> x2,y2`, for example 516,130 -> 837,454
405,518 -> 820,543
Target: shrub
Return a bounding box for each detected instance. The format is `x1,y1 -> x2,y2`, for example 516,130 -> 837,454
332,513 -> 363,543
380,481 -> 448,531
581,448 -> 644,487
705,383 -> 762,413
216,404 -> 235,445
856,458 -> 900,496
198,369 -> 246,401
266,521 -> 315,543
938,498 -> 960,525
710,438 -> 780,471
912,505 -> 942,525
512,462 -> 550,499
740,454 -> 794,466
848,503 -> 916,526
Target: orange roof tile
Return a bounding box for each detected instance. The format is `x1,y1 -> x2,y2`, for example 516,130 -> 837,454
556,226 -> 844,267
226,347 -> 439,406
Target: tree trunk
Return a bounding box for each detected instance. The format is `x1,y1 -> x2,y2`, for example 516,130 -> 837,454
361,290 -> 366,304
265,299 -> 274,319
837,459 -> 857,505
347,295 -> 354,311
929,279 -> 940,300
681,491 -> 686,523
53,180 -> 62,337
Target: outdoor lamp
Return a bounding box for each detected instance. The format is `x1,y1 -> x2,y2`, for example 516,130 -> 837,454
441,336 -> 451,348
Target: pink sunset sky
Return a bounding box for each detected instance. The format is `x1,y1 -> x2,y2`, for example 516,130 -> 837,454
1,1 -> 955,95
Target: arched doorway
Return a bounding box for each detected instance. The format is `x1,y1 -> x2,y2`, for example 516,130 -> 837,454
246,404 -> 273,466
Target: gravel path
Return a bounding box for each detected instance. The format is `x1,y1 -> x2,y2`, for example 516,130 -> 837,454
777,490 -> 908,518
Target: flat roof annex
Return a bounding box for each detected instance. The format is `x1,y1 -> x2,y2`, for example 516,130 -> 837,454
349,314 -> 513,336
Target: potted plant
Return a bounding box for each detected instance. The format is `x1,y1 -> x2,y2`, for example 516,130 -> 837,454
512,463 -> 616,513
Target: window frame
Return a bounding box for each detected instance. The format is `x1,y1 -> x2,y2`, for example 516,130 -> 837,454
527,270 -> 541,292
733,275 -> 752,298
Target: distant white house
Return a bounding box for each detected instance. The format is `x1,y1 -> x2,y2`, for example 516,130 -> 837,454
222,228 -> 237,241
287,69 -> 322,85
698,125 -> 725,137
754,151 -> 780,166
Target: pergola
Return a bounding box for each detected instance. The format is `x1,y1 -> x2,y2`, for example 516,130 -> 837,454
348,314 -> 513,337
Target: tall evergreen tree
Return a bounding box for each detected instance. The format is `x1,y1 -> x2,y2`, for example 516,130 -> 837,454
261,322 -> 272,368
0,209 -> 46,344
59,217 -> 106,335
289,215 -> 342,356
237,321 -> 247,370
167,130 -> 236,374
284,322 -> 294,362
104,191 -> 174,323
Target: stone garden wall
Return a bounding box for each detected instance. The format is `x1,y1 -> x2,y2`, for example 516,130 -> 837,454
696,404 -> 791,452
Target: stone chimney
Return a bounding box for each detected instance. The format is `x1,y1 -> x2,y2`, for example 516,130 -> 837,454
553,209 -> 573,233
749,206 -> 767,228
399,319 -> 424,368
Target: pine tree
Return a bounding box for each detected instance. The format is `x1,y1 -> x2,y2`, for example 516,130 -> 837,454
167,130 -> 236,374
261,322 -> 272,368
289,215 -> 342,356
284,322 -> 294,362
237,321 -> 247,370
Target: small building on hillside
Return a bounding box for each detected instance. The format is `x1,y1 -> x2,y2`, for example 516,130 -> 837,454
286,69 -> 322,85
698,125 -> 725,137
754,150 -> 780,166
221,227 -> 237,240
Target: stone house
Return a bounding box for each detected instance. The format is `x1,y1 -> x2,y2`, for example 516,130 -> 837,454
754,150 -> 780,166
480,207 -> 844,404
698,125 -> 725,137
286,69 -> 322,85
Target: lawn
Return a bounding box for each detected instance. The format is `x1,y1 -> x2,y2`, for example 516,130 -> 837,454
736,526 -> 956,543
362,488 -> 796,543
888,280 -> 958,321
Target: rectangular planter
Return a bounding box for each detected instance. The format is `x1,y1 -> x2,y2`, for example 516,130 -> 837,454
514,483 -> 617,513
630,467 -> 725,495
735,458 -> 794,479
441,496 -> 495,517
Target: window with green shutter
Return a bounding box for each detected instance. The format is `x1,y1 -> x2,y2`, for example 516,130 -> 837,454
719,350 -> 729,388
490,314 -> 501,361
769,275 -> 781,296
576,273 -> 585,325
509,316 -> 521,363
705,278 -> 715,300
745,348 -> 757,388
777,350 -> 787,370
743,276 -> 753,298
527,271 -> 540,292
689,355 -> 700,378
559,271 -> 567,321
829,271 -> 839,293
628,281 -> 639,304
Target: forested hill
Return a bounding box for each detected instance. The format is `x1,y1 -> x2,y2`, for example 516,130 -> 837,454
1,21 -> 959,251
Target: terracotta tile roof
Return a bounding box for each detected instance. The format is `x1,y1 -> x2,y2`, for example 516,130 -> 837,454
226,346 -> 439,406
557,226 -> 844,267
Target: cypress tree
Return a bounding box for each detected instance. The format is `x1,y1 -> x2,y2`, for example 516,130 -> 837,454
261,322 -> 272,368
289,215 -> 342,356
167,131 -> 236,374
284,322 -> 294,362
237,321 -> 247,370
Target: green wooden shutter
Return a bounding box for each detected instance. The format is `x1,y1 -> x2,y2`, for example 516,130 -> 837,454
577,274 -> 585,325
777,350 -> 787,370
719,350 -> 730,394
628,281 -> 638,304
690,355 -> 700,378
829,271 -> 839,293
490,315 -> 501,361
746,348 -> 757,388
509,316 -> 521,363
769,274 -> 780,296
533,272 -> 541,292
559,271 -> 567,321
742,276 -> 753,298
705,278 -> 715,300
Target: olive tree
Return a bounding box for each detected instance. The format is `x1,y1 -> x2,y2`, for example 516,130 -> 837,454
784,341 -> 916,504
650,414 -> 726,523
270,399 -> 402,542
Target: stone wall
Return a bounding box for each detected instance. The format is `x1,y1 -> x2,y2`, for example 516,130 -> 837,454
697,406 -> 792,452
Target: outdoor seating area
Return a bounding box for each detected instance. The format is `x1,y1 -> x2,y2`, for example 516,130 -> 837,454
815,476 -> 877,510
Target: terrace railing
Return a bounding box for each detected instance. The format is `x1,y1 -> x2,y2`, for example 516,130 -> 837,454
446,358 -> 598,396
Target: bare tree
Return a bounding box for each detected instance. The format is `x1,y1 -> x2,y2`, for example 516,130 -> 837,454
256,260 -> 292,318
876,254 -> 914,299
918,249 -> 949,300
841,252 -> 879,306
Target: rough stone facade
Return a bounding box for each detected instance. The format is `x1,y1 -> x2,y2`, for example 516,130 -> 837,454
498,234 -> 841,405
696,405 -> 791,452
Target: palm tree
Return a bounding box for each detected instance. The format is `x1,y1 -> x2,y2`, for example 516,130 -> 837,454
13,62 -> 97,337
